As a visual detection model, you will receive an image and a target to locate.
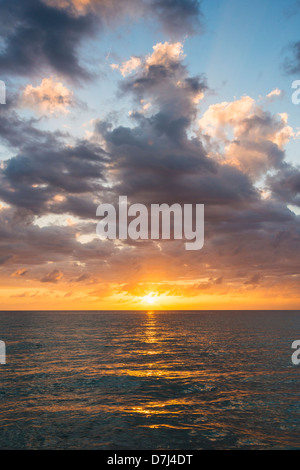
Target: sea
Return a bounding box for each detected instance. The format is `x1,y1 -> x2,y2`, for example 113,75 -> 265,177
0,310 -> 299,450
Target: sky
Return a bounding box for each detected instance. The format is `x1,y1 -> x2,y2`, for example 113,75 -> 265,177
0,0 -> 300,310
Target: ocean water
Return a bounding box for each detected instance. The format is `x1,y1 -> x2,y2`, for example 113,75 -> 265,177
0,310 -> 300,450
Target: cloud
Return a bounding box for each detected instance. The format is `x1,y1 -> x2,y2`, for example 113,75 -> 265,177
0,255 -> 12,265
146,41 -> 186,67
41,269 -> 64,282
84,40 -> 300,298
1,36 -> 300,307
112,42 -> 186,78
0,0 -> 97,81
199,96 -> 294,179
42,0 -> 143,18
266,88 -> 283,100
267,166 -> 300,207
117,42 -> 207,130
94,44 -> 230,211
21,77 -> 75,114
0,0 -> 204,82
111,57 -> 143,77
12,268 -> 29,277
148,0 -> 203,36
244,273 -> 262,285
93,45 -> 266,230
285,41 -> 300,75
0,110 -> 107,217
43,0 -> 204,37
199,96 -> 255,139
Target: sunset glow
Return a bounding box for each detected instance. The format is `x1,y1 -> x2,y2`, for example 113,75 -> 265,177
1,0 -> 300,453
140,293 -> 159,306
0,0 -> 300,311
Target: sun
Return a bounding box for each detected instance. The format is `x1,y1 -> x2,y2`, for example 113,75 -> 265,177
140,292 -> 158,305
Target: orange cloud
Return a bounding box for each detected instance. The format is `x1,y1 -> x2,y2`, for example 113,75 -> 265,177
112,42 -> 185,78
266,88 -> 283,99
146,42 -> 185,68
41,269 -> 64,283
111,56 -> 142,77
21,77 -> 74,115
43,0 -> 141,18
199,96 -> 294,179
11,269 -> 28,277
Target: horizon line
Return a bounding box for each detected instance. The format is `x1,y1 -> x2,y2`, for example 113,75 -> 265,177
0,309 -> 299,313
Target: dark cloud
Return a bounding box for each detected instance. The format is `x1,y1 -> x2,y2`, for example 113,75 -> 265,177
0,21 -> 299,300
244,273 -> 262,285
120,51 -> 208,123
0,205 -> 115,271
0,0 -> 97,81
97,47 -> 257,208
100,118 -> 258,206
12,268 -> 29,277
72,273 -> 91,282
40,269 -> 63,283
0,0 -> 204,81
0,108 -> 57,149
150,0 -> 203,36
267,166 -> 300,206
285,41 -> 300,74
0,111 -> 108,217
85,40 -> 300,289
0,254 -> 12,265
